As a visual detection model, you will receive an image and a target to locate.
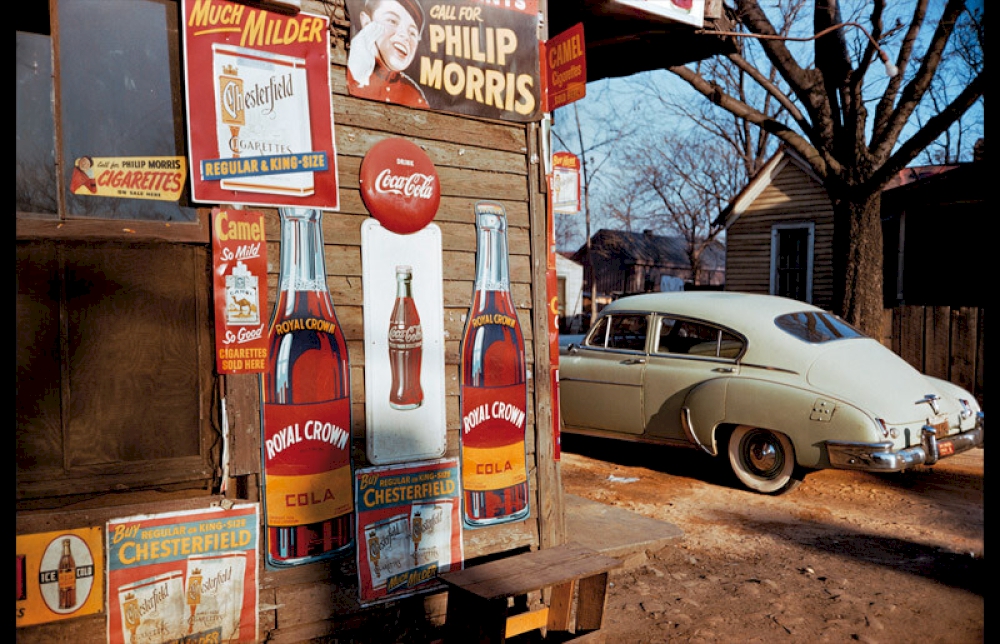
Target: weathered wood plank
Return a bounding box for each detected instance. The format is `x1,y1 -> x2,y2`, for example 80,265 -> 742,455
975,309 -> 985,407
439,544 -> 620,600
576,571 -> 610,632
880,308 -> 893,348
949,307 -> 978,396
897,305 -> 925,371
924,306 -> 951,380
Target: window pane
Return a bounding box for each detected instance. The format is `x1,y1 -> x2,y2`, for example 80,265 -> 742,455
719,331 -> 743,359
775,311 -> 865,343
16,243 -> 63,470
58,0 -> 194,221
63,244 -> 206,465
656,317 -> 677,353
608,315 -> 647,351
16,32 -> 58,215
585,316 -> 609,348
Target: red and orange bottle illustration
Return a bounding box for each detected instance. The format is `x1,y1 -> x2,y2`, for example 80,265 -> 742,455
459,202 -> 530,527
57,538 -> 76,610
260,207 -> 353,567
388,265 -> 424,410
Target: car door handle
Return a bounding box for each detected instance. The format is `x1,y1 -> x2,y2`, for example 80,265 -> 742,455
713,367 -> 735,373
622,358 -> 646,365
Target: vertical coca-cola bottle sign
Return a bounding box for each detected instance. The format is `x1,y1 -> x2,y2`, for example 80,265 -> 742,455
459,202 -> 530,527
260,207 -> 353,567
388,265 -> 423,410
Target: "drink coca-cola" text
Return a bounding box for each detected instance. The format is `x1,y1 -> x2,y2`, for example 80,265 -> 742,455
374,169 -> 437,200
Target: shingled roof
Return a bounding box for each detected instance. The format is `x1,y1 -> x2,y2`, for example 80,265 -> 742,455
571,229 -> 724,270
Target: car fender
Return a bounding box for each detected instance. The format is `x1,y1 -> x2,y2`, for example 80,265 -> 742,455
682,377 -> 731,456
686,377 -> 882,468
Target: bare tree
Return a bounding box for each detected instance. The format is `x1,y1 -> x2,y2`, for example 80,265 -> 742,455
552,81 -> 639,324
665,0 -> 984,336
590,168 -> 653,234
634,0 -> 810,181
628,132 -> 738,285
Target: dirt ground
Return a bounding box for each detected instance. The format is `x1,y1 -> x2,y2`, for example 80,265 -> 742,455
559,434 -> 985,644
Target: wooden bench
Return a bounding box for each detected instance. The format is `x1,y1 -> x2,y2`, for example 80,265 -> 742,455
439,542 -> 623,643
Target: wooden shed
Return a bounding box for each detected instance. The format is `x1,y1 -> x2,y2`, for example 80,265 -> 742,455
715,148 -> 836,310
881,159 -> 986,307
16,1 -> 733,641
717,146 -> 987,312
572,228 -> 725,307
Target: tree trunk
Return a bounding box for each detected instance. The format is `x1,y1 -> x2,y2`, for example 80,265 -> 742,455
831,190 -> 884,338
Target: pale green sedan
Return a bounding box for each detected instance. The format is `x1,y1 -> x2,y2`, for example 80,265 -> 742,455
559,292 -> 984,494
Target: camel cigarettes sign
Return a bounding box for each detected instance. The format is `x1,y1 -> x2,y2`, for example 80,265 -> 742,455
211,207 -> 269,375
541,22 -> 586,112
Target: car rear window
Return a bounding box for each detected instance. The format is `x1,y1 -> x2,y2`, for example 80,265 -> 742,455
775,311 -> 865,343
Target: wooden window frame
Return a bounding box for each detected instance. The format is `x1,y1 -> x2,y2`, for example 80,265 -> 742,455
16,0 -> 219,508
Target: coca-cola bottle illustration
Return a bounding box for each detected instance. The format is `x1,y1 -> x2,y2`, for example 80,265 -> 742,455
260,207 -> 354,567
459,202 -> 530,527
388,265 -> 424,410
58,538 -> 76,609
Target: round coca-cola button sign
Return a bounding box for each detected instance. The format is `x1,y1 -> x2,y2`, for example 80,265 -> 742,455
359,138 -> 441,235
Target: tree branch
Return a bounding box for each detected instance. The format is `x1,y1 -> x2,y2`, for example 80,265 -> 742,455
872,0 -> 966,157
726,52 -> 809,129
668,64 -> 836,178
870,70 -> 984,190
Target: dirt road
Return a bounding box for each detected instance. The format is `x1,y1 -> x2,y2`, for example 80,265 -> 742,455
559,434 -> 984,644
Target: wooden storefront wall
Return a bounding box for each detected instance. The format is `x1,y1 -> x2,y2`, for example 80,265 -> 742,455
217,8 -> 563,641
17,2 -> 562,642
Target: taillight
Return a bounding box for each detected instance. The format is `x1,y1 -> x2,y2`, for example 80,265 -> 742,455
875,418 -> 898,439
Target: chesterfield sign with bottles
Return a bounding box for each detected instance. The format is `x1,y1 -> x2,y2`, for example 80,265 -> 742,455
181,0 -> 340,210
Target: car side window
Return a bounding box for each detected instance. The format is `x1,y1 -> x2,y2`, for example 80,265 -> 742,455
656,317 -> 744,358
607,314 -> 649,351
584,316 -> 610,348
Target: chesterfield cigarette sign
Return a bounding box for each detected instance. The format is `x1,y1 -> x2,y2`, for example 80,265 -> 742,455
181,0 -> 340,210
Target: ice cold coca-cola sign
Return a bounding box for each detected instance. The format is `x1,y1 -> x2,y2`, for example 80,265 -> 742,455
360,138 -> 441,235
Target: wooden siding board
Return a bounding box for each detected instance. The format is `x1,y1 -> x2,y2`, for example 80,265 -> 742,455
724,158 -> 836,305
898,306 -> 925,370
975,309 -> 985,408
924,307 -> 951,381
248,58 -> 547,642
950,307 -> 978,396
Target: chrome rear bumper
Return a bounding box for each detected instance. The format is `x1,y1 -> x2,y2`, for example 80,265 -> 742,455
826,412 -> 984,472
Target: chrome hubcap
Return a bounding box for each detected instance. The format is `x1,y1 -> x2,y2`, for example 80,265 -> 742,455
744,431 -> 782,478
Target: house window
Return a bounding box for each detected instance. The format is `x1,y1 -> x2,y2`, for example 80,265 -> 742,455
770,223 -> 814,303
16,0 -> 217,507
